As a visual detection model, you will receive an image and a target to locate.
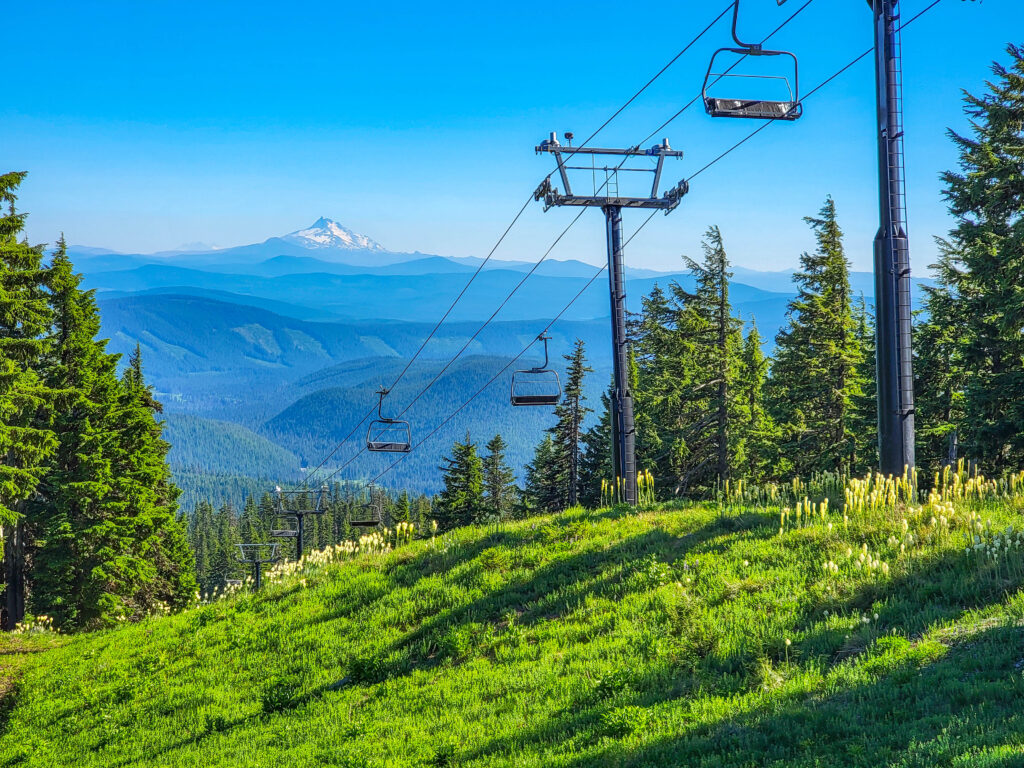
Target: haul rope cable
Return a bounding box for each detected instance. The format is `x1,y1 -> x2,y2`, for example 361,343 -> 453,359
311,0 -> 822,487
301,2 -> 736,486
354,0 -> 947,489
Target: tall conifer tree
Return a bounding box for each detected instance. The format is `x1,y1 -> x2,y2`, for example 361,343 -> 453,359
732,321 -> 775,482
436,432 -> 484,530
914,243 -> 968,470
524,434 -> 563,514
0,172 -> 56,627
578,386 -> 613,508
851,298 -> 879,474
550,339 -> 592,507
664,227 -> 742,493
29,238 -> 128,628
931,44 -> 1024,469
768,198 -> 864,476
482,434 -> 518,521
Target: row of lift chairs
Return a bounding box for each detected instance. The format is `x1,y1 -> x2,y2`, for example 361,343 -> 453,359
235,334 -> 563,586
236,0 -> 801,588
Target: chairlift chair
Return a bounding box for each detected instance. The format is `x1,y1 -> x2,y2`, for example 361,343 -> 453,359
702,0 -> 802,121
350,487 -> 383,527
511,333 -> 562,407
270,484 -> 328,560
366,388 -> 412,452
269,514 -> 299,539
236,542 -> 280,564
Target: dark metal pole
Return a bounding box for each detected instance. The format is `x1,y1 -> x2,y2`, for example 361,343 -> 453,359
604,205 -> 637,505
253,562 -> 262,590
296,514 -> 305,561
872,0 -> 915,476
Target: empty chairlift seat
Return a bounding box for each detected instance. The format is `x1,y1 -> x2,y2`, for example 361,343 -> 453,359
702,0 -> 802,122
510,333 -> 562,407
366,387 -> 412,452
351,490 -> 382,527
270,514 -> 299,538
702,59 -> 802,121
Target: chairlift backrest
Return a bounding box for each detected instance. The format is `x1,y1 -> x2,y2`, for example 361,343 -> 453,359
274,485 -> 329,514
236,542 -> 280,564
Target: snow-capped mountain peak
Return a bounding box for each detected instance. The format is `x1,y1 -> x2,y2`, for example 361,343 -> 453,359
281,218 -> 385,252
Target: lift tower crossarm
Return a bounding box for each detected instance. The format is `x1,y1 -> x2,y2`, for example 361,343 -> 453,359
535,134 -> 688,211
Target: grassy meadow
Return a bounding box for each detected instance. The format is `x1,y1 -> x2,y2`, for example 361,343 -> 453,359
3,467 -> 1024,766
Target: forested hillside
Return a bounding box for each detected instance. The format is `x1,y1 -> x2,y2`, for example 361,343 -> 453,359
162,414 -> 300,478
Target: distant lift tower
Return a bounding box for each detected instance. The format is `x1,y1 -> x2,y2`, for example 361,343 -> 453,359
535,134 -> 688,504
871,0 -> 915,475
271,485 -> 328,561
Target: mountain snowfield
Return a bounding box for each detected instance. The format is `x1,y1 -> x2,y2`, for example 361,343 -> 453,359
280,217 -> 386,252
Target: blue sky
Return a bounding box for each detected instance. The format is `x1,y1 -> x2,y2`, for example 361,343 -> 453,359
5,0 -> 1019,273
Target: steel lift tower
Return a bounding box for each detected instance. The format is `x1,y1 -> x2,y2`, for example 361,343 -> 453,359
535,134 -> 688,504
871,0 -> 915,475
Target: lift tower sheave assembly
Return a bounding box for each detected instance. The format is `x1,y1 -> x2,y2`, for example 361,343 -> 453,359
535,134 -> 688,505
870,0 -> 915,475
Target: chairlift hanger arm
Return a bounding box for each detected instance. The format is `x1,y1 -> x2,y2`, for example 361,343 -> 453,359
537,333 -> 551,371
732,0 -> 790,50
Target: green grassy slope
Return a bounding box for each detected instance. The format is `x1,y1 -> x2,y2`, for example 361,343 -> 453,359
3,489 -> 1024,767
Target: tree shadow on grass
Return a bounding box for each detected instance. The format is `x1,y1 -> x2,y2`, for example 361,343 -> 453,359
452,619 -> 1024,768
551,623 -> 1024,768
336,514 -> 772,685
458,543 -> 1024,767
794,545 -> 1024,664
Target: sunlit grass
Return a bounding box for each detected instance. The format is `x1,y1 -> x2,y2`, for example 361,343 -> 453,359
3,467 -> 1024,766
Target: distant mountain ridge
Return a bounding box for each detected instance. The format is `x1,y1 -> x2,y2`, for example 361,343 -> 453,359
68,219 -> 932,499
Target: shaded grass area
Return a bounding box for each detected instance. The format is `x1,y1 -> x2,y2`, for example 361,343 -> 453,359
3,500 -> 1024,767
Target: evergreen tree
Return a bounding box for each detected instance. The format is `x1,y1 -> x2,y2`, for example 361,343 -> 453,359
579,386 -> 613,507
436,431 -> 484,530
0,172 -> 56,627
732,321 -> 775,483
524,434 -> 562,514
481,434 -> 518,521
190,500 -> 216,590
630,286 -> 678,492
661,227 -> 742,494
239,495 -> 264,545
851,297 -> 879,473
86,346 -> 196,623
767,198 -> 865,477
914,242 -> 968,470
550,339 -> 592,507
208,503 -> 241,588
933,44 -> 1024,469
393,491 -> 411,524
29,238 -> 126,628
